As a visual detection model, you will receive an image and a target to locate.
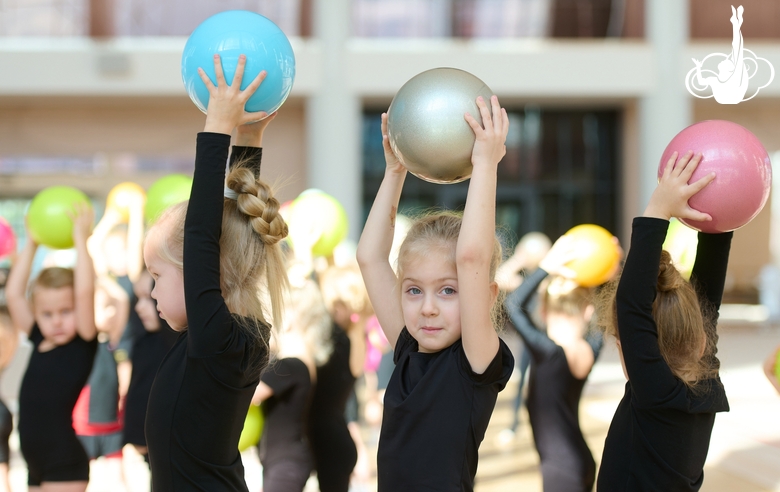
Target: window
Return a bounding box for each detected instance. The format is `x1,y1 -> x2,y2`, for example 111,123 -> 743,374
362,106 -> 621,250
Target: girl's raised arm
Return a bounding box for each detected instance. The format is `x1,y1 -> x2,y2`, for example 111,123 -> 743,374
5,228 -> 37,336
458,95 -> 509,374
72,203 -> 97,342
357,113 -> 406,349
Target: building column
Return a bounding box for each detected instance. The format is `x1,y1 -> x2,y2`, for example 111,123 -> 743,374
306,0 -> 363,241
637,0 -> 692,212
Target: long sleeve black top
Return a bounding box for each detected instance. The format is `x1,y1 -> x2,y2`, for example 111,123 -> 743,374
145,133 -> 270,491
597,217 -> 731,492
505,269 -> 598,491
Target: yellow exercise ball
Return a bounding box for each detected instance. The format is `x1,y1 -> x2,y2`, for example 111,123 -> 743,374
106,182 -> 146,222
563,224 -> 620,287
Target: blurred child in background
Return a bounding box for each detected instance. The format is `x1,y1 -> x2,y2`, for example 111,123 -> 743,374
71,276 -> 129,488
5,204 -> 97,492
495,231 -> 551,444
309,265 -> 371,490
253,276 -> 332,492
122,269 -> 178,460
504,235 -> 604,491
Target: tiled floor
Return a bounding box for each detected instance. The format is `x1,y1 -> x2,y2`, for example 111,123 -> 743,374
6,321 -> 780,491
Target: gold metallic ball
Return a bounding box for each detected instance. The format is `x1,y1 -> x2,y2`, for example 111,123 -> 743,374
387,67 -> 494,184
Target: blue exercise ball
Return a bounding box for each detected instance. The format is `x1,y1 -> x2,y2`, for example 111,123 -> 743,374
181,10 -> 296,116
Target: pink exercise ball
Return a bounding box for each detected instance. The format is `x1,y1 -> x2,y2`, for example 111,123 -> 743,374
658,120 -> 771,233
0,217 -> 15,259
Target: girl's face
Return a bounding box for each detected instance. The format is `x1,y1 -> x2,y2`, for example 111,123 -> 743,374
33,286 -> 78,346
134,272 -> 161,332
144,239 -> 187,331
400,253 -> 462,353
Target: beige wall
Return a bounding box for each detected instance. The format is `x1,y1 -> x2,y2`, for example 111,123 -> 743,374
0,95 -> 308,203
0,94 -> 776,296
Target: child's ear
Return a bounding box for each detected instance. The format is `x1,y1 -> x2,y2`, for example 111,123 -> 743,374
489,281 -> 499,305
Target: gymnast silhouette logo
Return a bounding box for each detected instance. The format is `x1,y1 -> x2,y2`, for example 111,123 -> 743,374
685,5 -> 774,104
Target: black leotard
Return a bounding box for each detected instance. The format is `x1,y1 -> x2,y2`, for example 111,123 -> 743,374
597,217 -> 731,491
145,133 -> 270,491
308,324 -> 356,492
377,327 -> 513,491
18,324 -> 97,485
259,357 -> 314,492
505,269 -> 599,491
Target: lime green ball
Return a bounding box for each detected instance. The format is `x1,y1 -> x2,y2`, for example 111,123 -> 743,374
27,186 -> 92,249
144,174 -> 193,224
663,219 -> 699,280
288,189 -> 349,257
238,404 -> 264,452
775,350 -> 780,384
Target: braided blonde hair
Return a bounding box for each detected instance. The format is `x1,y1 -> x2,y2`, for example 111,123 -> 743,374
149,163 -> 289,350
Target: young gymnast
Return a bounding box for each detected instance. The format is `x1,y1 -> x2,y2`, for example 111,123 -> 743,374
357,95 -> 514,490
122,269 -> 178,459
495,231 -> 552,443
143,54 -> 288,490
5,204 -> 97,492
290,264 -> 361,492
596,150 -> 730,491
504,236 -> 603,491
72,275 -> 129,487
252,277 -> 332,492
316,265 -> 373,488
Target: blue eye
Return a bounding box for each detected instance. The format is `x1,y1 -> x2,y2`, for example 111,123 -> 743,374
442,287 -> 456,295
407,287 -> 422,295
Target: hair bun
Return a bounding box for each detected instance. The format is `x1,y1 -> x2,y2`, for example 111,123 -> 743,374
657,250 -> 682,292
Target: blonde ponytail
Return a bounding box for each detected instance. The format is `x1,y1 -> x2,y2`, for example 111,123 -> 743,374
223,165 -> 289,332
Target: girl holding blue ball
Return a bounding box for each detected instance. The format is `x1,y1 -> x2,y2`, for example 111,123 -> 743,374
143,54 -> 288,490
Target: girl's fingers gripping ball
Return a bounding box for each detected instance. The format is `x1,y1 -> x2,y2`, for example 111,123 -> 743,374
657,120 -> 772,233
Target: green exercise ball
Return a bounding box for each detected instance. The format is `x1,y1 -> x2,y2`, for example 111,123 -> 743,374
775,350 -> 780,384
663,219 -> 698,280
288,189 -> 349,257
238,404 -> 264,452
144,174 -> 193,224
27,186 -> 92,249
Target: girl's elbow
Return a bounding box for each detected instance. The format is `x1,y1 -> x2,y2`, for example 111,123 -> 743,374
356,247 -> 370,267
456,249 -> 490,270
356,249 -> 377,271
